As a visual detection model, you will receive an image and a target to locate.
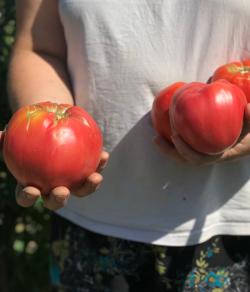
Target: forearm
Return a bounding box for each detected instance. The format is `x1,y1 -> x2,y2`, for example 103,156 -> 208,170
7,48 -> 74,112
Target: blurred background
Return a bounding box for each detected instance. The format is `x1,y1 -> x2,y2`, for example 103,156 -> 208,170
0,1 -> 51,291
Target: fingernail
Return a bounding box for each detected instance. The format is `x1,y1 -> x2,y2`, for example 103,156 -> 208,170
22,192 -> 36,201
55,195 -> 69,203
26,194 -> 34,201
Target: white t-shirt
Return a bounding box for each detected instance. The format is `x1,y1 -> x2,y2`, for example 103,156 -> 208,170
57,0 -> 250,246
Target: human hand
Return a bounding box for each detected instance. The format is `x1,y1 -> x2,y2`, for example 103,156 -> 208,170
154,104 -> 250,166
15,151 -> 109,210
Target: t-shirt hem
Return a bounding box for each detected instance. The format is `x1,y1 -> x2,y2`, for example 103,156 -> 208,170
56,207 -> 250,246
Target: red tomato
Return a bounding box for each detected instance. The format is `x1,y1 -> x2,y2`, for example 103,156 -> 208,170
151,82 -> 186,142
212,60 -> 250,102
169,80 -> 247,155
3,101 -> 103,194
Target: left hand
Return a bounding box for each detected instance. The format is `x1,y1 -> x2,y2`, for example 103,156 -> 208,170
14,150 -> 109,210
155,103 -> 250,166
0,131 -> 109,210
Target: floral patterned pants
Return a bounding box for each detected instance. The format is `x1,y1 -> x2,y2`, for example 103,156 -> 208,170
50,214 -> 250,292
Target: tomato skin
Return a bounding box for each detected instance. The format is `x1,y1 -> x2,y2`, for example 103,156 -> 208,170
169,80 -> 247,155
212,60 -> 250,102
151,82 -> 186,142
3,102 -> 103,194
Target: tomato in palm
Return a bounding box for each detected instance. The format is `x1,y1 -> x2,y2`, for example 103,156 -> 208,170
151,82 -> 186,142
169,80 -> 247,155
212,60 -> 250,102
3,101 -> 103,194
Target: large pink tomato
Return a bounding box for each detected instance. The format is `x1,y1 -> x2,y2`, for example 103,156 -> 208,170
151,82 -> 186,142
3,101 -> 103,194
169,80 -> 247,155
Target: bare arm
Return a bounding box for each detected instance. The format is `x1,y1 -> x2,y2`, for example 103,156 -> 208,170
8,0 -> 109,210
8,0 -> 73,111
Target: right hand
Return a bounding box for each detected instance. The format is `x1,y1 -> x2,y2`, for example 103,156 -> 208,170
15,151 -> 109,211
154,104 -> 250,165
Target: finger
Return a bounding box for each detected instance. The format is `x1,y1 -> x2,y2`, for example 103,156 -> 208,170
220,147 -> 239,162
154,136 -> 186,162
220,135 -> 250,162
97,151 -> 109,172
73,172 -> 103,197
43,186 -> 70,211
15,185 -> 41,207
171,134 -> 222,165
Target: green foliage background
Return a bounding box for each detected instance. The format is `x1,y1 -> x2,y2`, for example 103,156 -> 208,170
0,1 -> 51,291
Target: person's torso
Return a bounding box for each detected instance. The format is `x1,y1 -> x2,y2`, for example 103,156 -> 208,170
57,0 -> 250,246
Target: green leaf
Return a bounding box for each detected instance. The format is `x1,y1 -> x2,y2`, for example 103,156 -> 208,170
4,20 -> 15,34
4,35 -> 14,46
13,239 -> 25,253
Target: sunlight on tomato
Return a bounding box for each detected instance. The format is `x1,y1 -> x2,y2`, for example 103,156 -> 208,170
3,101 -> 103,194
169,81 -> 247,155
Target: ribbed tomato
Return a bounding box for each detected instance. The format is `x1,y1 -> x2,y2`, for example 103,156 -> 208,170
151,82 -> 186,142
3,101 -> 103,194
212,60 -> 250,102
169,80 -> 247,155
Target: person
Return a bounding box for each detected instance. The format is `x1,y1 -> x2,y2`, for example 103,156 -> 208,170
6,0 -> 250,291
